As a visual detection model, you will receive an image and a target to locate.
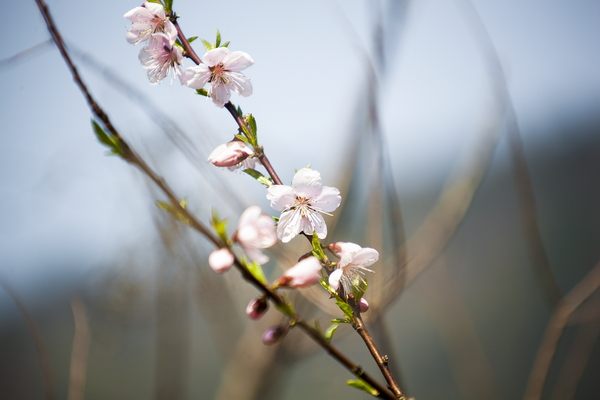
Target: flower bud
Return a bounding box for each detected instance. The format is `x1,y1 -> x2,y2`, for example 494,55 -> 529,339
359,298 -> 369,313
246,296 -> 269,320
207,140 -> 253,168
328,242 -> 362,258
277,256 -> 322,288
262,325 -> 289,346
208,248 -> 234,274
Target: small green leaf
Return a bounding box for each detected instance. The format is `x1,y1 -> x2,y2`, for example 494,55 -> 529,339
180,197 -> 187,209
347,379 -> 379,396
236,105 -> 243,117
243,169 -> 272,187
173,41 -> 184,52
331,318 -> 350,324
311,231 -> 325,261
351,276 -> 368,301
325,324 -> 339,342
235,134 -> 252,146
275,295 -> 295,318
244,258 -> 268,286
92,120 -> 122,156
156,200 -> 191,226
164,0 -> 173,13
196,88 -> 208,97
215,29 -> 221,47
220,41 -> 230,48
210,209 -> 229,244
272,216 -> 280,223
201,38 -> 213,52
247,114 -> 257,136
336,301 -> 354,322
187,36 -> 198,44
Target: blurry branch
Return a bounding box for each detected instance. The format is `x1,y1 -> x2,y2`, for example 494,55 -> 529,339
0,278 -> 57,400
550,320 -> 600,400
455,0 -> 562,309
524,260 -> 600,400
67,297 -> 92,400
34,1 -> 399,397
0,38 -> 52,69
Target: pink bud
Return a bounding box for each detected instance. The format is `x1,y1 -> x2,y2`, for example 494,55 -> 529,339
359,298 -> 369,313
246,296 -> 269,320
328,242 -> 362,258
278,256 -> 322,288
207,140 -> 253,168
262,325 -> 289,346
208,248 -> 234,274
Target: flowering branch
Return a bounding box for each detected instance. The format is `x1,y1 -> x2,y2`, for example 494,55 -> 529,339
170,15 -> 201,65
34,1 -> 397,397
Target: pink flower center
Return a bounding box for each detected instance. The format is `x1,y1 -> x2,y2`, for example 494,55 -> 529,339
210,64 -> 228,84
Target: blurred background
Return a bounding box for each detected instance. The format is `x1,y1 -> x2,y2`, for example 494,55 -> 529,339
1,0 -> 600,399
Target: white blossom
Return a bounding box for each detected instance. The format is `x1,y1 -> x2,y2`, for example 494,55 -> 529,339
124,2 -> 177,45
278,256 -> 322,288
266,168 -> 341,243
138,33 -> 184,85
183,47 -> 253,108
234,206 -> 277,265
328,243 -> 378,294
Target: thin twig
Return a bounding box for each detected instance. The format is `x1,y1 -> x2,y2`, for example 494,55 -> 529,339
0,279 -> 57,400
33,1 -> 396,396
524,260 -> 600,400
67,297 -> 92,400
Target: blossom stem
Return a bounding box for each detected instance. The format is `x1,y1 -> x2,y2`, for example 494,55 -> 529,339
35,1 -> 396,396
350,300 -> 407,399
170,15 -> 202,65
224,101 -> 283,185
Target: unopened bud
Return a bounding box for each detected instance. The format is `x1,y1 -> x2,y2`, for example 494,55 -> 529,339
208,248 -> 234,274
246,296 -> 269,320
277,256 -> 322,288
262,325 -> 289,346
207,140 -> 253,168
359,298 -> 369,313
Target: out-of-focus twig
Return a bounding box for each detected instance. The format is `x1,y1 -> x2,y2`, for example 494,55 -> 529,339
67,297 -> 92,400
0,278 -> 57,400
524,260 -> 600,400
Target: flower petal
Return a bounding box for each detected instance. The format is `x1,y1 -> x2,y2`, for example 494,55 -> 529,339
225,72 -> 253,97
202,47 -> 229,67
209,82 -> 230,108
123,6 -> 151,21
312,186 -> 342,213
292,168 -> 322,199
143,1 -> 165,18
222,51 -> 254,72
266,185 -> 296,211
184,65 -> 211,89
329,269 -> 343,291
349,248 -> 379,268
310,212 -> 328,239
243,246 -> 270,265
238,205 -> 262,228
277,209 -> 303,243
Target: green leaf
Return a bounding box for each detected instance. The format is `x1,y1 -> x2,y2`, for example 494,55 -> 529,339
220,41 -> 230,48
201,38 -> 213,52
331,318 -> 350,324
272,216 -> 279,223
173,41 -> 184,52
336,301 -> 354,322
311,231 -> 325,261
91,120 -> 122,156
187,36 -> 198,44
234,134 -> 251,146
215,29 -> 221,47
180,197 -> 187,209
346,379 -> 379,396
245,258 -> 268,286
210,209 -> 229,244
164,0 -> 173,13
247,114 -> 257,136
351,276 -> 368,301
325,324 -> 339,342
275,295 -> 295,318
243,169 -> 272,187
236,105 -> 243,117
156,200 -> 191,226
196,88 -> 208,97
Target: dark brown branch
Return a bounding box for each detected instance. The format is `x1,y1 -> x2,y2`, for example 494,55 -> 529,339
34,1 -> 395,396
0,279 -> 57,400
170,16 -> 201,65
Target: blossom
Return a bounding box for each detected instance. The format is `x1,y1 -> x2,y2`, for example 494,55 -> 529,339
328,243 -> 378,294
233,206 -> 277,265
124,2 -> 177,45
276,256 -> 322,288
266,168 -> 341,243
208,248 -> 234,274
207,140 -> 259,171
138,33 -> 184,85
246,296 -> 269,320
183,47 -> 253,108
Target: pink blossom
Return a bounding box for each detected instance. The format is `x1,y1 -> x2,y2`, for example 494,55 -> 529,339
328,243 -> 378,294
184,47 -> 253,108
207,140 -> 258,171
124,2 -> 177,45
234,206 -> 277,265
277,256 -> 322,288
266,168 -> 341,243
208,248 -> 234,274
138,33 -> 184,85
246,296 -> 269,320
